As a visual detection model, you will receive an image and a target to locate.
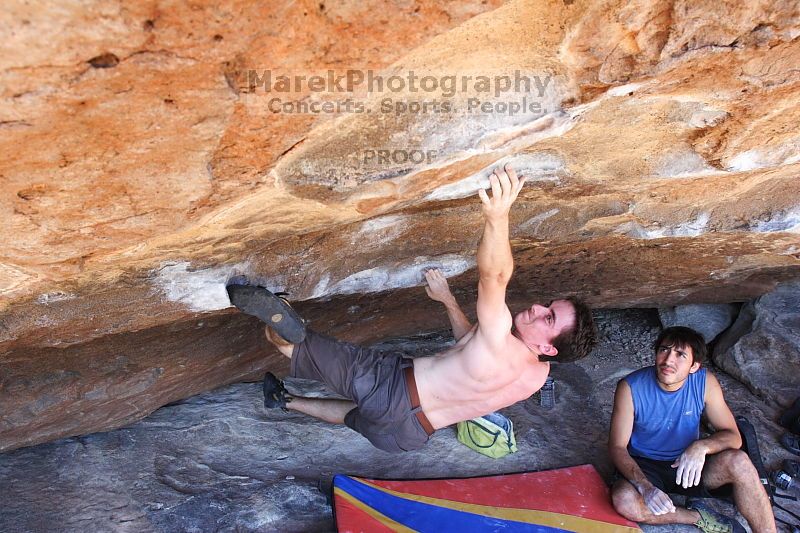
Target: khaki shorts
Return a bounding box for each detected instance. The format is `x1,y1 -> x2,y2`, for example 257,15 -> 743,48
290,330 -> 431,453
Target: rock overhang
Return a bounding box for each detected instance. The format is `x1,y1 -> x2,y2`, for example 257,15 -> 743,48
1,0 -> 799,452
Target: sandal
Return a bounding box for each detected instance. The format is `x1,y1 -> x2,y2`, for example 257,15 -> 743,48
226,276 -> 306,344
688,501 -> 746,533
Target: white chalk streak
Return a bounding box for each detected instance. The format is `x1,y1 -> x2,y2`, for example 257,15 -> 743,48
37,292 -> 76,305
727,137 -> 800,172
621,213 -> 711,239
327,254 -> 475,296
606,83 -> 644,97
153,261 -> 251,312
750,209 -> 800,233
425,153 -> 563,202
654,148 -> 723,178
519,209 -> 559,233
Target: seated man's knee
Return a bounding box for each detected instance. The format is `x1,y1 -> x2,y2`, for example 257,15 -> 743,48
611,481 -> 645,521
715,449 -> 756,479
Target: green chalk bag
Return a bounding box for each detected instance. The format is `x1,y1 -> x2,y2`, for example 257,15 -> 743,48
456,411 -> 517,459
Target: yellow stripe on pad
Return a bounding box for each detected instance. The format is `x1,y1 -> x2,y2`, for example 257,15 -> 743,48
334,487 -> 416,532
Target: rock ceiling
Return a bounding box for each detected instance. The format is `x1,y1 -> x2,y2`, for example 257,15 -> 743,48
1,0 -> 798,450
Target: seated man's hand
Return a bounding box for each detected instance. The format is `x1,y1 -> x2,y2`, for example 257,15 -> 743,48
640,485 -> 676,516
425,269 -> 455,305
672,441 -> 708,488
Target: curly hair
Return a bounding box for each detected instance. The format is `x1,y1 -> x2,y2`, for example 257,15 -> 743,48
550,297 -> 597,363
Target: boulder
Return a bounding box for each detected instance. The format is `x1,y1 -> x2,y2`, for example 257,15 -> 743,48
713,281 -> 800,407
658,303 -> 740,343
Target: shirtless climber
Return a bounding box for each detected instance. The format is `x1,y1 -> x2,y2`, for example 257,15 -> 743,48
226,164 -> 597,452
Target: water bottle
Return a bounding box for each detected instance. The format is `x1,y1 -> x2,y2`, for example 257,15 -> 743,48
540,376 -> 555,409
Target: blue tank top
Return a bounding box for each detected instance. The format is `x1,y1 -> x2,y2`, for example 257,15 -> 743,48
624,366 -> 706,461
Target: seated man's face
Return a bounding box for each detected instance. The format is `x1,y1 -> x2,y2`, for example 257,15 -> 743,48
655,342 -> 700,388
513,300 -> 576,354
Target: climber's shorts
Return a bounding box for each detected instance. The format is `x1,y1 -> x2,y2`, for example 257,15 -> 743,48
290,330 -> 432,453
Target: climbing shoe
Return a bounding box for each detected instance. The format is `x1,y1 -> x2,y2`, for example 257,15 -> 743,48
263,372 -> 290,410
226,276 -> 306,344
689,501 -> 746,533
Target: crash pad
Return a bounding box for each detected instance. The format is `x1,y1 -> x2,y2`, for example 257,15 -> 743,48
332,463 -> 641,532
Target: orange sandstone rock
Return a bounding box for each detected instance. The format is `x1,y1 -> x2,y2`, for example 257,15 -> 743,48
0,0 -> 798,451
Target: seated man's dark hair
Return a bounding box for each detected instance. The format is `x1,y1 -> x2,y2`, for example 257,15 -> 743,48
550,297 -> 597,363
653,326 -> 707,365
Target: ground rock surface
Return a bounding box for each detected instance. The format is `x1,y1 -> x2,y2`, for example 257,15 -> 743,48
1,0 -> 800,450
1,310 -> 799,532
658,303 -> 740,343
713,280 -> 800,408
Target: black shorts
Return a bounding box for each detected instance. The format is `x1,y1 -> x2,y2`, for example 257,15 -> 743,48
626,455 -> 730,498
290,330 -> 431,453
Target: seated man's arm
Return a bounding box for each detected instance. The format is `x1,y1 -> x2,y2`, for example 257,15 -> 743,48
700,372 -> 742,451
609,380 -> 676,515
424,268 -> 473,341
672,372 -> 742,488
475,165 -> 524,346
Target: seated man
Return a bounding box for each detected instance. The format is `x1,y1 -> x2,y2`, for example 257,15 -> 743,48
227,164 -> 596,453
608,326 -> 776,533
